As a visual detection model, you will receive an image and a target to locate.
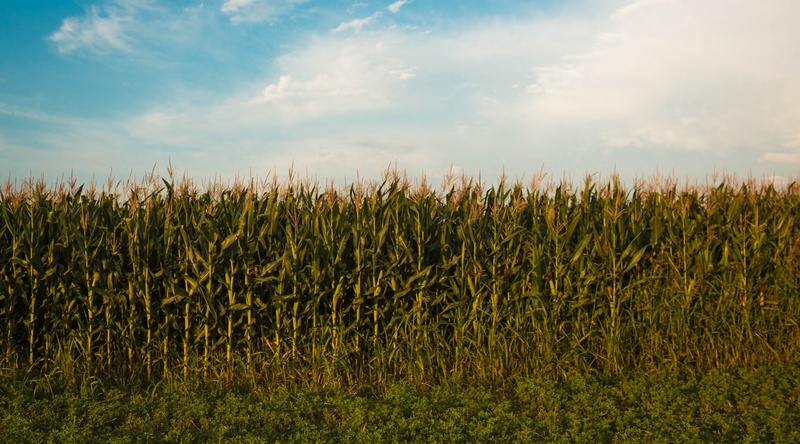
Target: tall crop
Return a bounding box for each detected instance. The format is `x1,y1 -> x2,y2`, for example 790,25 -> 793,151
1,172 -> 798,386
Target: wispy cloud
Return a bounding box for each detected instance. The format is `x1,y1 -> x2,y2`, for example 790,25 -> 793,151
760,135 -> 800,165
387,0 -> 411,14
48,4 -> 131,54
0,102 -> 170,183
761,152 -> 800,165
1,103 -> 58,123
333,12 -> 382,33
46,1 -> 216,61
221,0 -> 255,13
347,2 -> 369,13
610,0 -> 677,20
200,34 -> 416,119
220,0 -> 308,24
249,58 -> 416,108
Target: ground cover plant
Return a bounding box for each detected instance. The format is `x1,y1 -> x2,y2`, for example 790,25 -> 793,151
0,169 -> 799,387
1,363 -> 799,442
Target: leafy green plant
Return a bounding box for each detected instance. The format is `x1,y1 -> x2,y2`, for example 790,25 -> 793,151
1,170 -> 799,387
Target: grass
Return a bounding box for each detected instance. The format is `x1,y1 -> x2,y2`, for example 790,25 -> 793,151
1,363 -> 799,443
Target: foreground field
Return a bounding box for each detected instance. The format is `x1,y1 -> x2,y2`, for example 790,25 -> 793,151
2,172 -> 799,441
2,364 -> 799,443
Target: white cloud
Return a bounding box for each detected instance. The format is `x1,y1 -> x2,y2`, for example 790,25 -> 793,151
333,13 -> 381,33
0,103 -> 171,185
610,0 -> 677,20
784,136 -> 800,149
48,5 -> 130,54
221,0 -> 255,13
760,152 -> 800,165
248,135 -> 432,182
46,0 -> 308,58
46,1 -> 222,62
390,66 -> 416,81
348,2 -> 369,13
241,34 -> 418,119
122,34 -> 422,162
387,0 -> 411,14
0,103 -> 66,123
251,75 -> 294,103
220,0 -> 307,23
71,0 -> 800,184
116,14 -> 604,181
514,0 -> 800,157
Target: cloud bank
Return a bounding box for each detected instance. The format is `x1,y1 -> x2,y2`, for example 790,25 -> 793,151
12,0 -> 800,184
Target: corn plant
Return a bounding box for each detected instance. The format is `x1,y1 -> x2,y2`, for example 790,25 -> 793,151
1,171 -> 799,387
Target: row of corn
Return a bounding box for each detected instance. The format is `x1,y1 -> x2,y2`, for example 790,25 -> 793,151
1,172 -> 799,384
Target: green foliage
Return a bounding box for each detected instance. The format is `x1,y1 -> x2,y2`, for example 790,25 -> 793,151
0,170 -> 799,386
1,364 -> 799,442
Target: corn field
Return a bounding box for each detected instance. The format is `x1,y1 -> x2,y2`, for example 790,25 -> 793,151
1,171 -> 799,386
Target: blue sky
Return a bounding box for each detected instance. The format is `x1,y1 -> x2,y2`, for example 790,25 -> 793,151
1,0 -> 799,187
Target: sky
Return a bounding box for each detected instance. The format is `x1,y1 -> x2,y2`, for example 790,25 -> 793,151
1,0 -> 799,188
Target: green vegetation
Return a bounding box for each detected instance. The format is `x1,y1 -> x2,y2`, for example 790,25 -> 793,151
2,169 -> 799,440
1,170 -> 799,387
2,364 -> 799,442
